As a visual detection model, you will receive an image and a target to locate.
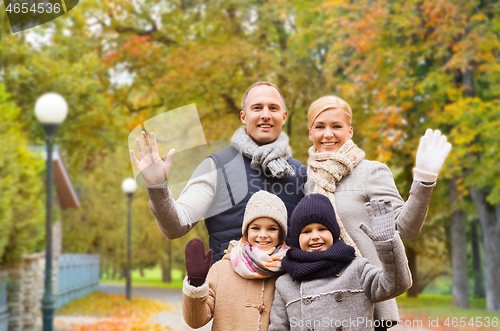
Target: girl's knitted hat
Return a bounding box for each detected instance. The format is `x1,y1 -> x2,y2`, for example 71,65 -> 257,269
289,194 -> 339,247
242,190 -> 287,240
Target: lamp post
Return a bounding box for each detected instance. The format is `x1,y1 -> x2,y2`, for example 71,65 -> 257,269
121,178 -> 137,300
34,93 -> 68,331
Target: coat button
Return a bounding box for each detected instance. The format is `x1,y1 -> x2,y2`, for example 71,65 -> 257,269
305,327 -> 314,331
303,298 -> 312,305
335,272 -> 341,277
223,249 -> 227,254
336,326 -> 344,331
335,293 -> 343,302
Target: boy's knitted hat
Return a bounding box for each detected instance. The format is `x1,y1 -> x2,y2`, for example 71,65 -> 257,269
242,190 -> 287,240
289,194 -> 340,247
283,194 -> 356,281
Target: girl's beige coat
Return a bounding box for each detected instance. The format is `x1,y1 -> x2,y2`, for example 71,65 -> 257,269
182,244 -> 280,331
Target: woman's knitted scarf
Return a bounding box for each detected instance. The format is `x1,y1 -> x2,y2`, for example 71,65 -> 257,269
308,139 -> 365,257
230,239 -> 289,279
231,127 -> 295,178
282,240 -> 355,281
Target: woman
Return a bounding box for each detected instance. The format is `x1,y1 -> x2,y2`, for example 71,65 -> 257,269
305,96 -> 451,330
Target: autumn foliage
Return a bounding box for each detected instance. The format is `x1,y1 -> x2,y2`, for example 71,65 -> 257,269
56,292 -> 172,331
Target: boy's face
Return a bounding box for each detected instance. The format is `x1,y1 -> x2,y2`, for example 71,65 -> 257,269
246,217 -> 281,251
299,223 -> 333,252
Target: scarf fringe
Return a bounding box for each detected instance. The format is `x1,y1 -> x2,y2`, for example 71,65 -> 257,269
230,240 -> 288,279
308,140 -> 365,257
231,127 -> 295,178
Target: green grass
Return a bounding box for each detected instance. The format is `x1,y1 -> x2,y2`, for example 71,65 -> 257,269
421,275 -> 453,295
396,294 -> 500,330
100,267 -> 184,289
398,294 -> 488,309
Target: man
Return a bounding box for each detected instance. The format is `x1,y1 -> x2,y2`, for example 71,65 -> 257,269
131,82 -> 307,262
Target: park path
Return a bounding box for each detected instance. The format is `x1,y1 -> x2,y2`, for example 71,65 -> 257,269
98,283 -> 212,331
97,283 -> 426,331
56,283 -> 432,331
55,283 -> 212,331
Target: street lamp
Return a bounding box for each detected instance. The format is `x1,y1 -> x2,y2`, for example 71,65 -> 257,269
121,178 -> 137,300
34,93 -> 68,331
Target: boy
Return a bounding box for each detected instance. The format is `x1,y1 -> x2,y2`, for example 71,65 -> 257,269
269,194 -> 412,331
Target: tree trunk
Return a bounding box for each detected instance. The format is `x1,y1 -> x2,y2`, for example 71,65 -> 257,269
120,268 -> 126,280
406,247 -> 419,297
161,263 -> 171,283
471,220 -> 485,298
449,178 -> 470,308
470,187 -> 500,312
162,240 -> 172,283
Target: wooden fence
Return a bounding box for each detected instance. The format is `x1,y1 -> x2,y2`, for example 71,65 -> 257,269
0,254 -> 100,331
0,279 -> 8,331
56,254 -> 100,309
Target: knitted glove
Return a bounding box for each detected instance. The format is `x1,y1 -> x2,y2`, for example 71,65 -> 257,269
360,199 -> 395,242
413,129 -> 452,183
130,131 -> 175,186
185,238 -> 213,287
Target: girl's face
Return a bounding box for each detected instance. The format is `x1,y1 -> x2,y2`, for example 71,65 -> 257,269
246,217 -> 281,251
309,109 -> 353,153
299,223 -> 334,252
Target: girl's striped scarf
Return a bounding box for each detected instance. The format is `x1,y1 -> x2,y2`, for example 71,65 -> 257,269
307,139 -> 365,257
230,239 -> 289,279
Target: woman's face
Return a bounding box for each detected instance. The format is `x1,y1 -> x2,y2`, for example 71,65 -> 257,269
246,217 -> 281,251
309,109 -> 353,153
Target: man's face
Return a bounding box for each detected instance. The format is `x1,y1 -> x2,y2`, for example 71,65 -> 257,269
240,85 -> 287,145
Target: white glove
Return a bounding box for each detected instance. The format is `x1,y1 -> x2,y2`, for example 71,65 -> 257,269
413,129 -> 452,182
130,131 -> 175,186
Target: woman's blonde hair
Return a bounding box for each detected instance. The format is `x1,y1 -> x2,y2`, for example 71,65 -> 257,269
307,96 -> 352,129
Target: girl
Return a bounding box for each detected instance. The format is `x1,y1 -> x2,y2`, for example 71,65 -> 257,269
269,194 -> 412,331
182,190 -> 289,330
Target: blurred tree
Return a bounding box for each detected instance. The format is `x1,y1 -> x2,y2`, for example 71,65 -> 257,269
0,84 -> 45,267
311,0 -> 451,297
439,98 -> 500,312
313,0 -> 500,309
0,1 -> 125,174
61,145 -> 165,275
470,218 -> 485,298
2,1 -> 499,308
89,0 -> 330,162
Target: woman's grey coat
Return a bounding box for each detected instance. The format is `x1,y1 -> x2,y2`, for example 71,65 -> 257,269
305,159 -> 435,322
